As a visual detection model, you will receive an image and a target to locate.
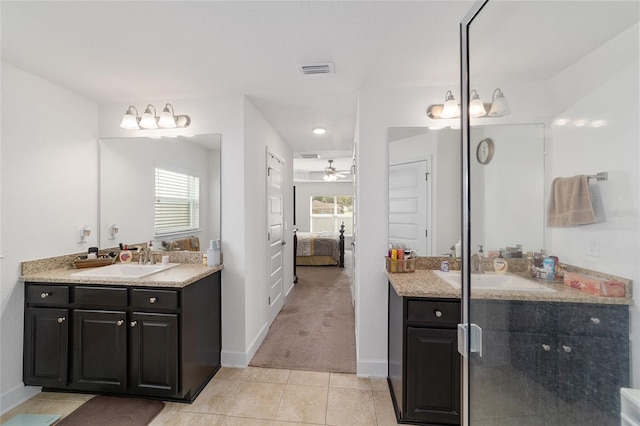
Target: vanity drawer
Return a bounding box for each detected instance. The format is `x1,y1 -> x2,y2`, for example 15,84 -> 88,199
557,304 -> 629,336
75,286 -> 127,307
26,284 -> 69,306
406,299 -> 460,327
131,289 -> 179,310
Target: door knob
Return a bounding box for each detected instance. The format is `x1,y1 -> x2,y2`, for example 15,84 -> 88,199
562,345 -> 572,353
542,344 -> 551,351
116,320 -> 124,326
149,297 -> 157,304
434,310 -> 443,318
590,317 -> 600,324
57,317 -> 66,324
41,292 -> 49,299
130,321 -> 137,327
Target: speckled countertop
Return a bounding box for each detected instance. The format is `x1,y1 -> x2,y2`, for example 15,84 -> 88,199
20,251 -> 222,288
386,269 -> 633,306
21,263 -> 222,288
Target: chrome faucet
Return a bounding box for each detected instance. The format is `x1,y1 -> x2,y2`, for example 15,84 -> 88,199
471,245 -> 485,274
137,246 -> 156,265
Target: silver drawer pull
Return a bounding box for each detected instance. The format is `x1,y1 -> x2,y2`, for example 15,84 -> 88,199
590,317 -> 600,325
562,345 -> 572,353
542,344 -> 551,352
116,320 -> 124,326
41,292 -> 49,299
149,297 -> 157,304
57,317 -> 66,324
130,321 -> 137,328
434,310 -> 443,318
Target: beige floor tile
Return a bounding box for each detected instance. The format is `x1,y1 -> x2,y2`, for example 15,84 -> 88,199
370,378 -> 389,392
326,388 -> 377,426
214,366 -> 255,381
31,392 -> 94,403
373,390 -> 400,425
222,416 -> 275,425
275,384 -> 328,424
149,410 -> 224,425
329,373 -> 372,390
288,370 -> 330,387
248,367 -> 291,384
226,381 -> 286,420
179,378 -> 245,415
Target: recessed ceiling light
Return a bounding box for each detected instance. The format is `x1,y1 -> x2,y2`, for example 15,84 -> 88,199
313,127 -> 327,135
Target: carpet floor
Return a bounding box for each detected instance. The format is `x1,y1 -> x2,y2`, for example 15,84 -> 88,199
250,256 -> 356,373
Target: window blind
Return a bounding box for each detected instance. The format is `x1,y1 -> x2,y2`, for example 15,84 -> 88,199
155,168 -> 200,235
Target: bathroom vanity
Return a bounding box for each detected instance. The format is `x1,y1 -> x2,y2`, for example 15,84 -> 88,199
22,261 -> 222,402
387,268 -> 631,425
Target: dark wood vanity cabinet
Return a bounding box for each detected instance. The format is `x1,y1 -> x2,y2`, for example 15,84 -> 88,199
23,271 -> 221,402
388,283 -> 461,425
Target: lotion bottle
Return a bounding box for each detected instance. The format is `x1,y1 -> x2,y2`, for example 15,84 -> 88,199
494,251 -> 508,274
119,245 -> 132,263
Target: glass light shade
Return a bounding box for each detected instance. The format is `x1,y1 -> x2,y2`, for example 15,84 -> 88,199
488,89 -> 510,117
158,108 -> 177,128
139,105 -> 158,129
120,112 -> 140,130
469,90 -> 487,117
323,173 -> 337,181
440,90 -> 460,119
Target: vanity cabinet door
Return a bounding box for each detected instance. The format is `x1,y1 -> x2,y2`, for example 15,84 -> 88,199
129,312 -> 178,397
406,326 -> 461,424
72,309 -> 127,392
24,307 -> 69,387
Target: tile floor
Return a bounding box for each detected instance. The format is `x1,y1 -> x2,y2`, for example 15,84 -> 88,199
1,367 -> 400,425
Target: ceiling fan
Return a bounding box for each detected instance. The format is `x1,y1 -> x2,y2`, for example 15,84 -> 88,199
323,160 -> 346,181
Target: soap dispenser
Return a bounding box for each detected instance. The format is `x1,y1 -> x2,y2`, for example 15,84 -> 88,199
494,250 -> 508,274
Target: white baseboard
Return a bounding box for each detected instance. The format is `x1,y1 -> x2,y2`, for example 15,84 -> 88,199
356,359 -> 387,378
221,322 -> 269,368
1,384 -> 40,416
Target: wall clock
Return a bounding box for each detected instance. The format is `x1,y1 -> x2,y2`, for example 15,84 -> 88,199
476,138 -> 494,165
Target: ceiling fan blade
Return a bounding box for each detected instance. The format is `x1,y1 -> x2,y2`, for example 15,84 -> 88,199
335,172 -> 346,178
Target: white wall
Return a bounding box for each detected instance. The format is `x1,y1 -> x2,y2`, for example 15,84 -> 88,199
242,98 -> 293,360
294,181 -> 353,233
1,62 -> 99,412
545,24 -> 640,386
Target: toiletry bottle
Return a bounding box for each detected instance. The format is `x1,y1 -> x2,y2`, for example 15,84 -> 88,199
454,238 -> 461,258
119,245 -> 132,263
542,257 -> 555,280
207,239 -> 221,267
494,251 -> 508,274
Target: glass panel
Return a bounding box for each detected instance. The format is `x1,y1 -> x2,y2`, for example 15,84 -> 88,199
465,2 -> 638,426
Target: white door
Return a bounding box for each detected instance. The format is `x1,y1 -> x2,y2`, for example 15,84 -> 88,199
389,160 -> 429,255
267,151 -> 285,323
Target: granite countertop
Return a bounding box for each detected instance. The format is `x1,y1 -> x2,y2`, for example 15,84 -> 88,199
21,263 -> 223,289
387,269 -> 633,306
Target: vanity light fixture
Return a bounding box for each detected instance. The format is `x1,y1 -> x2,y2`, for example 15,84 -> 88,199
427,88 -> 510,119
440,90 -> 461,119
487,88 -> 510,117
119,103 -> 191,130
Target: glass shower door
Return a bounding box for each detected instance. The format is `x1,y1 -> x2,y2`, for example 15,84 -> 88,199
461,1 -> 638,425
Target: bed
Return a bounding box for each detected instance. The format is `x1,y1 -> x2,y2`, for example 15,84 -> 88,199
293,224 -> 345,282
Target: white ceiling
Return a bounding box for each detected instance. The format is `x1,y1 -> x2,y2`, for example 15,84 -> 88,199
2,1 -> 638,164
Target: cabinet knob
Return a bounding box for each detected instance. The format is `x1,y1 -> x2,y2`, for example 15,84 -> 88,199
542,344 -> 551,352
116,320 -> 124,326
562,345 -> 572,353
590,317 -> 600,325
434,310 -> 443,318
130,321 -> 137,328
57,317 -> 66,324
149,297 -> 157,304
41,292 -> 49,299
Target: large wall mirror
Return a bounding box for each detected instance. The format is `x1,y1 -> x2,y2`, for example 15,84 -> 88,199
99,134 -> 221,251
388,124 -> 544,257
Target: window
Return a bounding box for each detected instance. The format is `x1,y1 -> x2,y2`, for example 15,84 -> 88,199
154,167 -> 200,235
310,195 -> 353,235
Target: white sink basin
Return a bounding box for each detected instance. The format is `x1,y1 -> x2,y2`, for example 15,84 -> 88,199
72,262 -> 180,279
433,270 -> 556,293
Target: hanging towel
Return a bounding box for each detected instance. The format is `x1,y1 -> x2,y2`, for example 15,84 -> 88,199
547,175 -> 597,227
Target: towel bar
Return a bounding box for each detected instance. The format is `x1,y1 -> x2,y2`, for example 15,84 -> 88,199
587,172 -> 608,181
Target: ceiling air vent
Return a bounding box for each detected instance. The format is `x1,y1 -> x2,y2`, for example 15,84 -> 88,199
300,153 -> 320,159
297,62 -> 335,75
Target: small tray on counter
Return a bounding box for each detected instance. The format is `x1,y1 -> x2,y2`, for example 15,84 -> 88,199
72,256 -> 117,269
